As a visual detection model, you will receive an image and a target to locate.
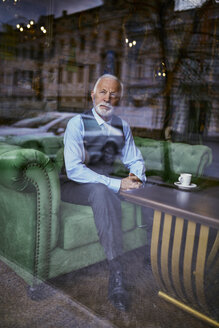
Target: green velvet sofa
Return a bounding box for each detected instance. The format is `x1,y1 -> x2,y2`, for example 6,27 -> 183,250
5,135 -> 63,160
5,135 -> 213,182
0,134 -> 212,297
114,137 -> 213,182
0,142 -> 147,292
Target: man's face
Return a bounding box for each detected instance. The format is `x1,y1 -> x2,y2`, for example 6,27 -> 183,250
91,77 -> 121,121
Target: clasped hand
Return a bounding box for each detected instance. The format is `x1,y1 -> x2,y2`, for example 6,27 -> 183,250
120,173 -> 142,191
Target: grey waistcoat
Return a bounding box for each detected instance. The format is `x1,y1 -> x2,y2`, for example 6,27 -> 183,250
82,110 -> 125,175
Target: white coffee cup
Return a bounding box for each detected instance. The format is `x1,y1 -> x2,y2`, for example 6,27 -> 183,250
178,173 -> 192,186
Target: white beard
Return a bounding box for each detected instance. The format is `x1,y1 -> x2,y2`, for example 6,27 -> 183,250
94,102 -> 114,119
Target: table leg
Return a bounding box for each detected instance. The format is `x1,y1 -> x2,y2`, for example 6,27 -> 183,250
183,220 -> 197,304
158,291 -> 219,327
171,217 -> 185,301
150,210 -> 219,327
207,231 -> 219,269
195,224 -> 209,310
160,213 -> 173,292
151,210 -> 163,289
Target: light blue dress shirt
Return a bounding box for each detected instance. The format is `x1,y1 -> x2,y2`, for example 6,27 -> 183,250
64,108 -> 146,193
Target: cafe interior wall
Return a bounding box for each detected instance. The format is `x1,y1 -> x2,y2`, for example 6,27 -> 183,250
0,0 -> 218,141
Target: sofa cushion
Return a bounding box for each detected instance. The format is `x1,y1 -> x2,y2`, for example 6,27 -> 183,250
139,142 -> 164,172
59,200 -> 140,250
113,139 -> 165,177
40,136 -> 63,158
55,147 -> 65,173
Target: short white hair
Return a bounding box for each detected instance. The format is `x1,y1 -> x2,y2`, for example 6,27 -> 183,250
93,74 -> 123,98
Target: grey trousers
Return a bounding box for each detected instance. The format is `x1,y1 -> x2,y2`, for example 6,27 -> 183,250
60,178 -> 123,261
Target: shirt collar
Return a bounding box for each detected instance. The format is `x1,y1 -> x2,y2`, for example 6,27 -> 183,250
92,107 -> 112,126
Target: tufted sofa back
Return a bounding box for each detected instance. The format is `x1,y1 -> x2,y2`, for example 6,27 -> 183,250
114,137 -> 213,181
4,135 -> 213,181
5,135 -> 64,160
168,142 -> 212,176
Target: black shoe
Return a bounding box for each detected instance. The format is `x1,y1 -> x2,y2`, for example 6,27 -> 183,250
108,270 -> 129,311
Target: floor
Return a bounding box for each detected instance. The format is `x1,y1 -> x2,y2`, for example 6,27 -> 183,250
0,259 -> 115,328
1,247 -> 217,328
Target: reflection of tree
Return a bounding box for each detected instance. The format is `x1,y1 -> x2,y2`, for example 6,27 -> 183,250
179,58 -> 212,142
122,0 -> 216,141
153,0 -> 214,141
124,0 -> 216,179
149,0 -> 215,178
33,70 -> 43,100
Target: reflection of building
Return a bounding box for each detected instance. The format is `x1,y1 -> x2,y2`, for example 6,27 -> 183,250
0,0 -> 218,138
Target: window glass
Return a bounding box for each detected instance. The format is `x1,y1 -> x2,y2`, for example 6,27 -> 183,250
0,0 -> 218,178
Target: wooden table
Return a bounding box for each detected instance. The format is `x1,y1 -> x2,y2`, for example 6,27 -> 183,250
120,180 -> 219,327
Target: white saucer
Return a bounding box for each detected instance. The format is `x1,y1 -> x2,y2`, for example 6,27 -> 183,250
174,182 -> 197,190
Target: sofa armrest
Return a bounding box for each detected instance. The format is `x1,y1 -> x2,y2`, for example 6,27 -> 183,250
0,143 -> 60,282
5,135 -> 64,160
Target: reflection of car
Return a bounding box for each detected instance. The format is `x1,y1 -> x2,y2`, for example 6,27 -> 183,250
82,114 -> 124,165
0,112 -> 76,137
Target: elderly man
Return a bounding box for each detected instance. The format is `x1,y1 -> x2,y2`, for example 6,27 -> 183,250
61,74 -> 146,311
